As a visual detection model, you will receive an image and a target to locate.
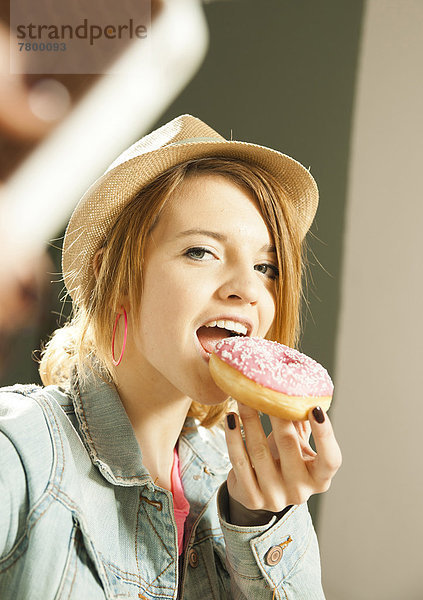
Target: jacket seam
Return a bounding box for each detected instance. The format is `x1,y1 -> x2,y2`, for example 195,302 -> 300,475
0,535 -> 27,573
227,568 -> 263,582
32,391 -> 66,489
193,528 -> 224,544
55,523 -> 78,600
102,556 -> 175,592
197,542 -> 218,600
254,505 -> 302,542
74,376 -> 97,451
67,527 -> 79,600
134,491 -> 143,589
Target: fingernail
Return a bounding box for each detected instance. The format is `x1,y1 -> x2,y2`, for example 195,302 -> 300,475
312,406 -> 325,424
227,413 -> 236,430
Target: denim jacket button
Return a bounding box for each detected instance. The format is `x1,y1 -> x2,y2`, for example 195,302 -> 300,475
265,545 -> 283,566
188,548 -> 199,568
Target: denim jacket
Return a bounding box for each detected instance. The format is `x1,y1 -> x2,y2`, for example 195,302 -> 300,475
0,368 -> 325,599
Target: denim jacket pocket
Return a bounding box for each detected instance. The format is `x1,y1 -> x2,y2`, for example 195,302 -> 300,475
54,517 -> 105,600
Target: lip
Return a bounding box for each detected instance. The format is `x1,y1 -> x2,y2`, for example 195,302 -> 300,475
195,336 -> 213,362
195,314 -> 254,362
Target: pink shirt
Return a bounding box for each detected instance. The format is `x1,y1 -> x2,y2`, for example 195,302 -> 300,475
171,448 -> 190,554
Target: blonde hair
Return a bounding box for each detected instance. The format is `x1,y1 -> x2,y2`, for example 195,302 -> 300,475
40,157 -> 306,428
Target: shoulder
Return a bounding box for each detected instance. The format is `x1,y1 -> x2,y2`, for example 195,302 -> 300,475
0,383 -> 70,488
0,382 -> 71,419
0,383 -> 56,436
0,383 -> 49,431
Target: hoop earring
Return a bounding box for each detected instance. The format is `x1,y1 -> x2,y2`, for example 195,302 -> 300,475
111,308 -> 128,366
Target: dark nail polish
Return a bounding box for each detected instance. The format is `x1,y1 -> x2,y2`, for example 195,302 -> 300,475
312,406 -> 325,424
227,413 -> 236,430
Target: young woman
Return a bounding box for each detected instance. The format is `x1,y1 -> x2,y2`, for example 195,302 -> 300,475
0,115 -> 341,599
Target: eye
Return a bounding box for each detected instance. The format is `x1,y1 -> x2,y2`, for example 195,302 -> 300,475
254,263 -> 279,280
185,247 -> 214,261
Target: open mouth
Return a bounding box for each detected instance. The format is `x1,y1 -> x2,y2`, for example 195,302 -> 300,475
196,319 -> 249,356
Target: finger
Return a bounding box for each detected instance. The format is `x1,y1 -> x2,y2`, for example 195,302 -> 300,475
236,403 -> 270,472
237,403 -> 279,471
237,403 -> 281,485
293,421 -> 317,460
237,402 -> 266,455
307,407 -> 342,488
237,404 -> 293,511
224,412 -> 260,505
268,426 -> 316,461
294,419 -> 312,442
268,415 -> 307,482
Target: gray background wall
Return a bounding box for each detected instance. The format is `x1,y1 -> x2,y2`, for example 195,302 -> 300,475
319,1 -> 423,597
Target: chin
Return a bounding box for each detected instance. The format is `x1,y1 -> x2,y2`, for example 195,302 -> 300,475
187,377 -> 229,407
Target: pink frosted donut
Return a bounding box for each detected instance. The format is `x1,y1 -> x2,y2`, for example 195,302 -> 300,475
209,337 -> 333,421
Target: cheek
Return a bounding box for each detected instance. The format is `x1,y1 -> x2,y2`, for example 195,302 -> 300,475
137,268 -> 195,340
260,290 -> 277,336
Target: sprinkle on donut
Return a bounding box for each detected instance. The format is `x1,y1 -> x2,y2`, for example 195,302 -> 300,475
213,337 -> 334,397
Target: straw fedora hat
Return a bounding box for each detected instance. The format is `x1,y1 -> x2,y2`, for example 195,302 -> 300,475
63,114 -> 318,305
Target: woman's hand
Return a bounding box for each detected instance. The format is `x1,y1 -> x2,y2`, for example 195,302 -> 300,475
225,403 -> 342,512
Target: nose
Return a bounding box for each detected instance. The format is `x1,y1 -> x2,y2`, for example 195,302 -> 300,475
217,264 -> 260,305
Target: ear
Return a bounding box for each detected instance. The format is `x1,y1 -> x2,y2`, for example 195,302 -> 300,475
116,302 -> 131,315
93,248 -> 131,314
92,248 -> 104,280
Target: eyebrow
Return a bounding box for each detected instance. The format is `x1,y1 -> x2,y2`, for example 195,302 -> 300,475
176,228 -> 276,253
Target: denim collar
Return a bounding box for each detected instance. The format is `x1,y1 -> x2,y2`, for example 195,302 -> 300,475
69,367 -> 150,486
68,367 -> 230,488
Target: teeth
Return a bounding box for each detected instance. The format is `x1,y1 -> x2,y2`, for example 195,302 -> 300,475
204,319 -> 248,336
232,322 -> 249,335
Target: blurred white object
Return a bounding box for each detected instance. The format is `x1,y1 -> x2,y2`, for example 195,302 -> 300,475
28,79 -> 71,122
1,0 -> 208,263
